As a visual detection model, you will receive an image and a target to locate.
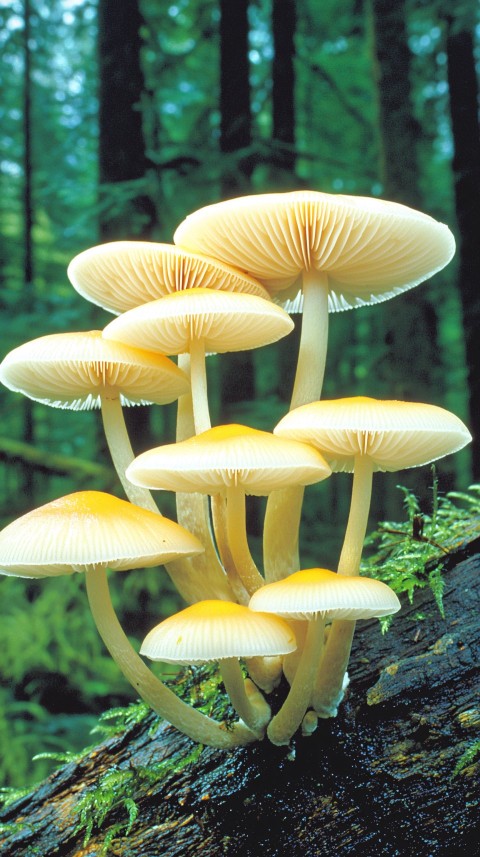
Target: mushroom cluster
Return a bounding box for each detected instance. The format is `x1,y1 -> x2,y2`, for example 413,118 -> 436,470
0,190 -> 471,749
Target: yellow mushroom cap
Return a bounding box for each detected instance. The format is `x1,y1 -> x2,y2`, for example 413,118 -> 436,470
140,599 -> 297,664
174,190 -> 455,311
67,241 -> 270,315
249,568 -> 401,621
0,491 -> 204,577
0,331 -> 189,410
102,287 -> 294,356
127,423 -> 332,496
274,396 -> 472,472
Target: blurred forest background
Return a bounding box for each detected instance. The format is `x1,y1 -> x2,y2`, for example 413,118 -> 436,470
1,0 -> 479,788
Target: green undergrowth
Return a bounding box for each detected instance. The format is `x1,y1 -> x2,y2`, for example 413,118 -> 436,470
452,740 -> 480,778
0,662 -> 233,851
361,471 -> 480,631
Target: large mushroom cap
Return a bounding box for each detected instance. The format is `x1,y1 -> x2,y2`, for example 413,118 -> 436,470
174,190 -> 455,311
274,396 -> 472,472
249,567 -> 401,621
0,491 -> 204,577
140,600 -> 297,664
68,241 -> 270,315
127,423 -> 331,495
0,331 -> 189,410
102,287 -> 294,356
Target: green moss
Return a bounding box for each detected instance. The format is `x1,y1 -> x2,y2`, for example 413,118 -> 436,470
361,471 -> 480,631
452,740 -> 480,778
74,743 -> 203,854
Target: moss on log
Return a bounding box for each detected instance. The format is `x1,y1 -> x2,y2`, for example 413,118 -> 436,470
1,545 -> 479,856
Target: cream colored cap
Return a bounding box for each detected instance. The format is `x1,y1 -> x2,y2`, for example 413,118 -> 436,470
0,331 -> 189,410
102,287 -> 294,356
174,190 -> 455,311
140,600 -> 297,664
127,424 -> 331,496
274,396 -> 472,472
0,491 -> 204,577
249,568 -> 401,621
67,241 -> 270,314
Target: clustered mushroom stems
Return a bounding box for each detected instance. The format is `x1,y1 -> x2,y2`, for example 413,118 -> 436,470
175,352 -> 234,603
267,614 -> 326,746
84,565 -> 257,749
0,189 -> 467,750
263,269 -> 330,584
100,393 -> 160,514
312,454 -> 374,715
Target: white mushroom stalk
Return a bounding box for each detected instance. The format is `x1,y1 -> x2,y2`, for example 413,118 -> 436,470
266,614 -> 326,746
290,269 -> 330,410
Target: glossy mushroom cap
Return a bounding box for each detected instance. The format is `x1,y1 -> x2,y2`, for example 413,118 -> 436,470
249,568 -> 401,621
0,331 -> 189,409
127,424 -> 332,496
68,241 -> 270,314
0,491 -> 204,577
140,600 -> 296,664
274,396 -> 472,472
102,287 -> 294,356
174,190 -> 455,310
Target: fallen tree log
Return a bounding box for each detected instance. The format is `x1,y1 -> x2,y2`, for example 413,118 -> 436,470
1,544 -> 479,856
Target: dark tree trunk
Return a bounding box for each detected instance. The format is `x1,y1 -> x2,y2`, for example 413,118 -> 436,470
367,0 -> 441,415
20,0 -> 35,500
98,0 -> 156,241
271,0 -> 296,181
218,0 -> 255,423
2,542 -> 479,855
446,24 -> 480,480
219,0 -> 252,199
97,0 -> 156,453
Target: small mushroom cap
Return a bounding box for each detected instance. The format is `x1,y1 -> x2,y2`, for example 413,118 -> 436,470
249,568 -> 401,621
102,287 -> 294,356
274,396 -> 472,472
67,241 -> 270,315
0,491 -> 204,577
140,599 -> 297,664
0,331 -> 189,410
127,423 -> 332,496
174,190 -> 455,311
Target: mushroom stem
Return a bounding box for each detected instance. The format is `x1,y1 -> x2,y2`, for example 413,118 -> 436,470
263,485 -> 303,582
189,337 -> 211,434
100,395 -> 159,514
267,614 -> 325,746
337,455 -> 374,576
290,269 -> 330,410
312,454 -> 374,716
175,354 -> 234,603
263,272 -> 330,583
85,566 -> 257,748
226,487 -> 265,595
311,620 -> 354,718
219,658 -> 271,735
101,390 -> 225,605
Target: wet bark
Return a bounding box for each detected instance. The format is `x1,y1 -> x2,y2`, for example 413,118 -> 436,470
1,543 -> 479,856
